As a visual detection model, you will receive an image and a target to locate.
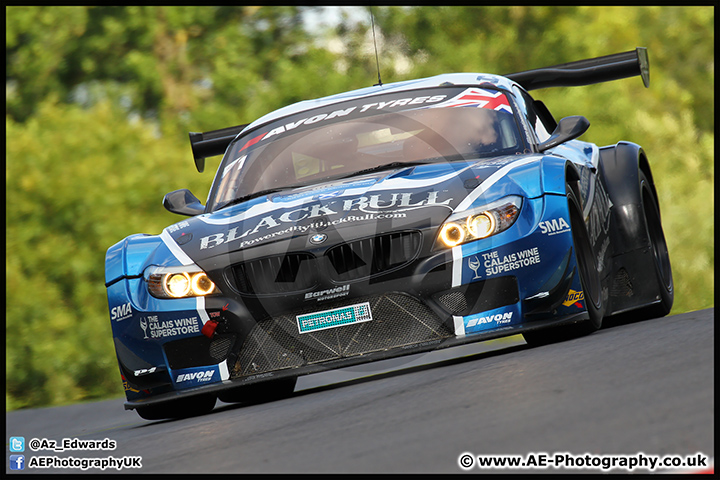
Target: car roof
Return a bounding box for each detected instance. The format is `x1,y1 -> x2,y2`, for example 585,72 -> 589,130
244,72 -> 519,132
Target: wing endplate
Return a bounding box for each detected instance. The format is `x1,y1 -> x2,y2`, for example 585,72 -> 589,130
188,124 -> 248,172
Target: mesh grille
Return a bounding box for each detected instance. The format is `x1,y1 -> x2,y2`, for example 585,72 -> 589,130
233,293 -> 451,378
437,291 -> 468,314
326,231 -> 421,282
209,335 -> 234,361
433,277 -> 519,316
611,268 -> 634,297
164,334 -> 236,369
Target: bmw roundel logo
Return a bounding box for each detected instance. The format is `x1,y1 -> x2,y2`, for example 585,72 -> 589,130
309,233 -> 327,245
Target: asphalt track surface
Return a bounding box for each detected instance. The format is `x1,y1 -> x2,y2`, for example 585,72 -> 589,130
6,308 -> 714,474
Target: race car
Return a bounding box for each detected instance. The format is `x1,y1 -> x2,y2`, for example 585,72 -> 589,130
105,47 -> 673,420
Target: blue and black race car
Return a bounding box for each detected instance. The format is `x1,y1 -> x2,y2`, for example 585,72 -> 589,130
105,48 -> 673,419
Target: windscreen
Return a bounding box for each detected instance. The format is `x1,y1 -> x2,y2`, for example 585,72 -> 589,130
209,86 -> 525,212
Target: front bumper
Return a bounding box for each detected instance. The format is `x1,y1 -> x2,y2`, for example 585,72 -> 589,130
122,310 -> 587,410
110,192 -> 588,409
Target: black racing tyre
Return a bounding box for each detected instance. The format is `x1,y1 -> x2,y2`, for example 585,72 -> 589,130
217,377 -> 297,405
567,185 -> 605,333
523,184 -> 604,346
634,170 -> 674,318
135,393 -> 217,421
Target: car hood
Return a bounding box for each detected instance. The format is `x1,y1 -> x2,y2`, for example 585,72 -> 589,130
163,155 -> 544,264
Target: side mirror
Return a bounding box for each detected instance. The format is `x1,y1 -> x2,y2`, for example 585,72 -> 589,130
163,189 -> 205,216
537,115 -> 590,152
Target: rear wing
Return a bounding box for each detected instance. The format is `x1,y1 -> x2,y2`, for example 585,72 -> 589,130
188,123 -> 248,172
505,47 -> 649,91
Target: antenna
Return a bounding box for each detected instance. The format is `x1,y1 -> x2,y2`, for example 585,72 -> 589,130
370,6 -> 382,86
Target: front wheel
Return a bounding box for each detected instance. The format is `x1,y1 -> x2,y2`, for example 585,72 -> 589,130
524,183 -> 603,346
567,185 -> 605,333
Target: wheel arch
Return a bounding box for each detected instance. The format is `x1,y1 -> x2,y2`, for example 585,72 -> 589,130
598,141 -> 671,316
563,160 -> 583,204
598,141 -> 652,253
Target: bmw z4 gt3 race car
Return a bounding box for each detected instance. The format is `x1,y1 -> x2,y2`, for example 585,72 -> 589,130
105,48 -> 673,420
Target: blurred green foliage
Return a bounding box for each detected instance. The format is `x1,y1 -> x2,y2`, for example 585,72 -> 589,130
6,6 -> 713,410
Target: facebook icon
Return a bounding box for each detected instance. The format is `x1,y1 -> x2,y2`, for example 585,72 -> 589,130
9,454 -> 25,470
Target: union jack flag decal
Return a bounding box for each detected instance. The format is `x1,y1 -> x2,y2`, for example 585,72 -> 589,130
429,88 -> 513,114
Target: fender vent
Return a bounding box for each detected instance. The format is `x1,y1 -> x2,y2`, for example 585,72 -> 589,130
611,268 -> 634,297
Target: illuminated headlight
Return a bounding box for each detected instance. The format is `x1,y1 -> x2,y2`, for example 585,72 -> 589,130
146,265 -> 219,299
438,196 -> 522,248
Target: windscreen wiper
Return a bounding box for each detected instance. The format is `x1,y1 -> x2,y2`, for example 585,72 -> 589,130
216,184 -> 310,211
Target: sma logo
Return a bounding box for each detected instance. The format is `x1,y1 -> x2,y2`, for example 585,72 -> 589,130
538,217 -> 570,236
111,302 -> 132,321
